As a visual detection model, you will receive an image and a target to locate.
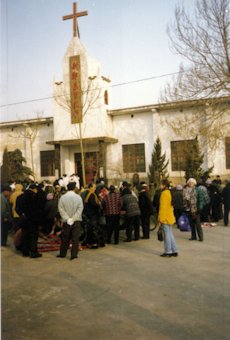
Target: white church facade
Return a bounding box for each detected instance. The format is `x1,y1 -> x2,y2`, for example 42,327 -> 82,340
1,20 -> 230,186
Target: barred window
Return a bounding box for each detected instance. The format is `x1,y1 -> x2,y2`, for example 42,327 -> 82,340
122,143 -> 145,173
40,150 -> 55,177
171,140 -> 195,171
226,137 -> 230,169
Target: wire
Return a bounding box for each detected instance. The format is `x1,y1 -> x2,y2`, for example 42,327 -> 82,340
111,71 -> 180,87
0,71 -> 181,108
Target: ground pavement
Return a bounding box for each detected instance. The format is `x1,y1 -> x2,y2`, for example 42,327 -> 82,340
1,222 -> 230,340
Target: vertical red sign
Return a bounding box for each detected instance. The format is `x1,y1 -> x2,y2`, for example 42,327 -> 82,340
69,55 -> 82,124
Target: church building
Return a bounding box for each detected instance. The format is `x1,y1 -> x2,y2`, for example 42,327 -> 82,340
1,3 -> 229,186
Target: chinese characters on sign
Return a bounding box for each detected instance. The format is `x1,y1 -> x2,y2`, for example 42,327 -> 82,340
69,55 -> 82,124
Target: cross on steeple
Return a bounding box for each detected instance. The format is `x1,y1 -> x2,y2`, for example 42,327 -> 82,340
63,2 -> 88,38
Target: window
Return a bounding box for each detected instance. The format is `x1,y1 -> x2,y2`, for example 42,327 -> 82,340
171,140 -> 195,171
122,143 -> 145,173
226,137 -> 230,169
40,150 -> 55,176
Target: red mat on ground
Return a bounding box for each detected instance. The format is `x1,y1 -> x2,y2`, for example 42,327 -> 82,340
37,236 -> 61,252
37,236 -> 87,253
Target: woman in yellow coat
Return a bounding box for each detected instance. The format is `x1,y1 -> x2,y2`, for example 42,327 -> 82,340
158,179 -> 178,257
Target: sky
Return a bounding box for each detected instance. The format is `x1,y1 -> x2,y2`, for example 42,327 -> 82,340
0,0 -> 196,122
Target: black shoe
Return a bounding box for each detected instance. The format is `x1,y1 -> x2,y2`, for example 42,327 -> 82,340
189,238 -> 197,241
30,253 -> 42,258
160,253 -> 172,257
172,252 -> 178,257
70,256 -> 78,260
56,254 -> 65,258
22,252 -> 30,257
124,239 -> 131,242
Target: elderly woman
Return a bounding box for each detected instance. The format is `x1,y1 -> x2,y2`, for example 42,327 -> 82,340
158,179 -> 178,257
183,178 -> 204,242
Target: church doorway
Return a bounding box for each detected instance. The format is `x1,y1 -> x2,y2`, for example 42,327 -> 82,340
74,152 -> 99,187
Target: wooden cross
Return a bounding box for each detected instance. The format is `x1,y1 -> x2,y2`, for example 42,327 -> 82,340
63,2 -> 88,38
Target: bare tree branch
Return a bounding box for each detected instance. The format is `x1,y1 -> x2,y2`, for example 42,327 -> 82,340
161,0 -> 230,148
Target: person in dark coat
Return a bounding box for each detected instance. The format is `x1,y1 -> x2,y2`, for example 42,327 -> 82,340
43,187 -> 58,235
138,184 -> 153,239
208,181 -> 222,222
172,184 -> 184,227
16,184 -> 46,258
1,184 -> 13,246
82,183 -> 104,248
121,188 -> 141,242
222,181 -> 230,226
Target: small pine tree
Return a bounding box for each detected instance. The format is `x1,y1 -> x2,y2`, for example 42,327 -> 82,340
185,137 -> 213,182
148,137 -> 169,191
1,148 -> 33,183
1,148 -> 11,184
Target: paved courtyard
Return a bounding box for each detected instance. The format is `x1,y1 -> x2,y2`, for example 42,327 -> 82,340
1,223 -> 230,340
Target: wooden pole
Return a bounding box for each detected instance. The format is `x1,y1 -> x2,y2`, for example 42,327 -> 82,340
79,122 -> 86,187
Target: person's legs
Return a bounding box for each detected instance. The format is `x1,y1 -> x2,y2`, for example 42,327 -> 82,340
168,227 -> 178,253
125,217 -> 133,241
134,215 -> 140,240
70,222 -> 81,258
59,223 -> 70,257
187,213 -> 197,240
113,215 -> 120,244
141,214 -> 150,238
1,220 -> 10,246
28,222 -> 40,257
195,214 -> 203,241
162,224 -> 172,254
224,205 -> 229,226
105,216 -> 112,243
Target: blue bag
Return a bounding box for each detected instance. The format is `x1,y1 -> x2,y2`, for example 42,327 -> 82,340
178,213 -> 191,232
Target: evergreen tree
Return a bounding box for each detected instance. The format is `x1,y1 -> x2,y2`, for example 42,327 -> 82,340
1,148 -> 33,183
148,137 -> 169,190
185,137 -> 213,182
1,148 -> 11,184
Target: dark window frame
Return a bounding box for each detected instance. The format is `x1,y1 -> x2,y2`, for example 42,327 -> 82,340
171,140 -> 195,171
40,150 -> 55,177
225,137 -> 230,169
122,143 -> 146,173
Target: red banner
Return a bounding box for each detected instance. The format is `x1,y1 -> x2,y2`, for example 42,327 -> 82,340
69,55 -> 82,124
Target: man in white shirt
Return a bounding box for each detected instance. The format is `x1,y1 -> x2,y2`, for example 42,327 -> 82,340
57,182 -> 83,260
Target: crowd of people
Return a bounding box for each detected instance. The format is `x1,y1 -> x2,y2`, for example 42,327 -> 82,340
1,173 -> 230,259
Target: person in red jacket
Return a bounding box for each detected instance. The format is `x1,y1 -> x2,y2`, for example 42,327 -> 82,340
102,185 -> 121,244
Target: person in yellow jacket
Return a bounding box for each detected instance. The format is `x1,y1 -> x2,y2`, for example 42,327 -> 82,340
9,183 -> 24,232
158,179 -> 178,257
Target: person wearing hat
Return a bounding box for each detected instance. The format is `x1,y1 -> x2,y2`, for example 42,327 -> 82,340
1,184 -> 13,246
138,183 -> 153,239
101,185 -> 121,244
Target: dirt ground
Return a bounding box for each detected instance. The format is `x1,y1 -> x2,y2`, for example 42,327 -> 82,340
1,223 -> 230,340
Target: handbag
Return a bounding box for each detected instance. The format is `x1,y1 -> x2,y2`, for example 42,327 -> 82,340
178,213 -> 191,232
157,225 -> 164,241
